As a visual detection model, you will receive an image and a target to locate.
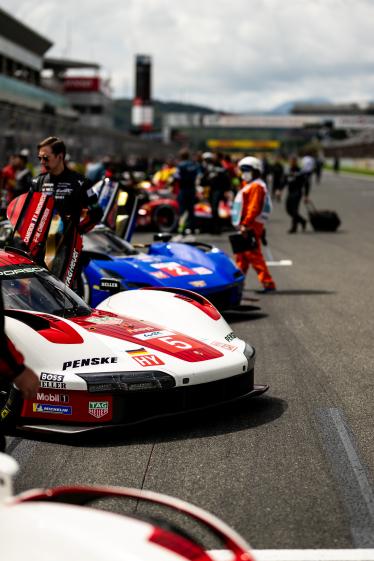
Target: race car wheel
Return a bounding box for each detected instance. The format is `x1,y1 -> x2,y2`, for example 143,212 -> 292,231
152,205 -> 178,233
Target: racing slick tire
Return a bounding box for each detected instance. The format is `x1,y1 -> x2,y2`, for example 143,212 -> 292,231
152,205 -> 178,233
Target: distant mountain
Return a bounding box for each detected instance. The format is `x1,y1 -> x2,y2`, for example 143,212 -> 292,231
269,98 -> 331,115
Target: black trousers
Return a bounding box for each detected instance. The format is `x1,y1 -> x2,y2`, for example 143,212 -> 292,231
286,194 -> 306,231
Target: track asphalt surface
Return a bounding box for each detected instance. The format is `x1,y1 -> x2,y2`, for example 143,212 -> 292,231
6,171 -> 374,550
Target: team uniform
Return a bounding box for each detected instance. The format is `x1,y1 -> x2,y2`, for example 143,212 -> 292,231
232,177 -> 276,291
29,167 -> 103,283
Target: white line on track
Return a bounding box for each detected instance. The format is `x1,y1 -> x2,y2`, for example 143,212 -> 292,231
317,408 -> 374,547
209,549 -> 374,561
266,260 -> 293,266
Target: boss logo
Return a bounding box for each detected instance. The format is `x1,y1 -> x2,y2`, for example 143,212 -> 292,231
41,373 -> 64,382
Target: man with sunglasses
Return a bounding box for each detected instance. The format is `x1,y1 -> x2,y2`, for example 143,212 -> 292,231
27,136 -> 103,285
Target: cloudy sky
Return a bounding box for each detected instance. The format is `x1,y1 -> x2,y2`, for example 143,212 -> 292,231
1,0 -> 373,112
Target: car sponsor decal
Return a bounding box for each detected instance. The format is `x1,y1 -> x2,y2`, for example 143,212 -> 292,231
86,316 -> 123,325
62,357 -> 118,370
192,266 -> 213,275
151,262 -> 195,277
126,348 -> 165,367
33,403 -> 72,415
225,331 -> 236,342
36,392 -> 69,403
73,313 -> 223,362
210,341 -> 239,352
133,330 -> 173,341
40,373 -> 67,389
150,271 -> 169,279
0,265 -> 45,278
189,280 -> 207,287
89,401 -> 109,419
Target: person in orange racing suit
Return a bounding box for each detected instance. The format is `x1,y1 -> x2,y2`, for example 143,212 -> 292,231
233,156 -> 276,292
0,282 -> 39,451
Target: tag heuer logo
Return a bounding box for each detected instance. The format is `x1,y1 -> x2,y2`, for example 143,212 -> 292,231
88,401 -> 109,419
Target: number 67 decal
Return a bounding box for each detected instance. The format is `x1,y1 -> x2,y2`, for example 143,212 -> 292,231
159,336 -> 192,350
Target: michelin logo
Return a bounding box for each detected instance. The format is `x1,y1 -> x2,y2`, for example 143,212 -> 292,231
33,404 -> 72,415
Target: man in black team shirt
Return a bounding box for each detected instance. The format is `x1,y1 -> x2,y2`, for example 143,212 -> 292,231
30,136 -> 103,284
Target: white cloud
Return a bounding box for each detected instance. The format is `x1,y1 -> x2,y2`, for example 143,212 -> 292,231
1,0 -> 373,111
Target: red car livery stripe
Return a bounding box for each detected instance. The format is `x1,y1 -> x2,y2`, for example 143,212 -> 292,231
72,310 -> 223,362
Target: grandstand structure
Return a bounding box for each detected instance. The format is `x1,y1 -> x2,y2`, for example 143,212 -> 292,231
0,7 -> 171,163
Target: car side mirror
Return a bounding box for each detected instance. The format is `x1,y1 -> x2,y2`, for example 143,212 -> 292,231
99,278 -> 122,293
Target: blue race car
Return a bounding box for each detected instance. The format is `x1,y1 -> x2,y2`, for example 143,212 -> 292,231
79,225 -> 244,309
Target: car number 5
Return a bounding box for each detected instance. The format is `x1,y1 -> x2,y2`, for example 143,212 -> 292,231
159,336 -> 192,350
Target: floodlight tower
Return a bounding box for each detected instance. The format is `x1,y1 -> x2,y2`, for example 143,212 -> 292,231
131,54 -> 154,132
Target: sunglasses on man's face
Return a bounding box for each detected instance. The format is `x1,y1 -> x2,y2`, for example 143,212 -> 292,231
38,155 -> 50,162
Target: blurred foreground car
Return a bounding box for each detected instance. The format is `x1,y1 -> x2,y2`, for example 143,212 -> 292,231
0,453 -> 254,561
0,247 -> 268,434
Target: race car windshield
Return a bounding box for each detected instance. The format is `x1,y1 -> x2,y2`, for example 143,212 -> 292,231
84,229 -> 138,257
2,270 -> 91,318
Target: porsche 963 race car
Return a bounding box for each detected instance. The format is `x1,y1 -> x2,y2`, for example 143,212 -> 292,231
0,247 -> 268,433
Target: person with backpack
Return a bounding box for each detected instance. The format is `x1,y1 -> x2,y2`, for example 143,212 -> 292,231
231,156 -> 276,292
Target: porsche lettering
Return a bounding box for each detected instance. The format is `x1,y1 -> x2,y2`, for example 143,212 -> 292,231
0,266 -> 44,277
62,356 -> 119,370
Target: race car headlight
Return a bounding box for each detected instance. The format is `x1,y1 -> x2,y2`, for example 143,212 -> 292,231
79,371 -> 176,393
243,342 -> 256,369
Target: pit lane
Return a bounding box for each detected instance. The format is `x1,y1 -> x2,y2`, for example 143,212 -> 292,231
6,170 -> 374,552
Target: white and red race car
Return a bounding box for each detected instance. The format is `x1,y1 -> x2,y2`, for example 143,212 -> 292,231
1,247 -> 268,433
0,453 -> 254,561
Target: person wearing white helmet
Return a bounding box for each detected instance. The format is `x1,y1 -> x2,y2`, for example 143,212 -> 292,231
231,156 -> 276,292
